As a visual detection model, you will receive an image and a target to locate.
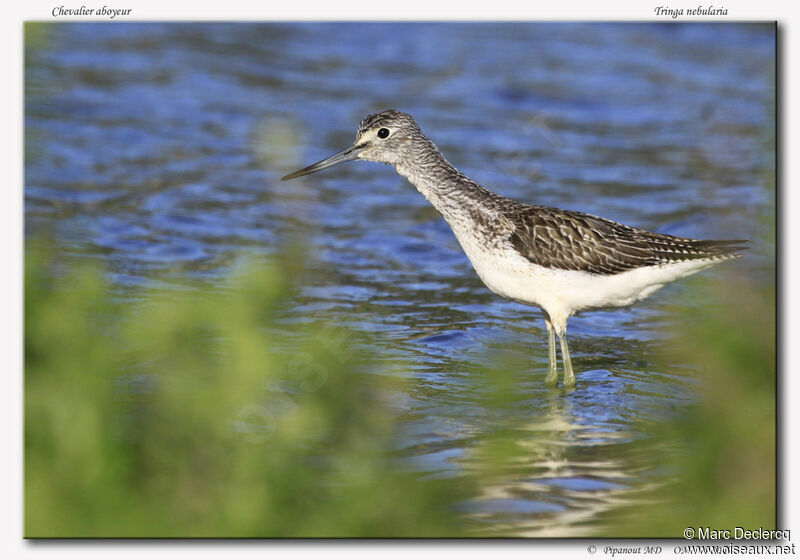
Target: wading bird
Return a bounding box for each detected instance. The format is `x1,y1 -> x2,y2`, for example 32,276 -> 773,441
282,111 -> 745,388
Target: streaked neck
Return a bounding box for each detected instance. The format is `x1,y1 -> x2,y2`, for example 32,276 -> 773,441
394,138 -> 496,222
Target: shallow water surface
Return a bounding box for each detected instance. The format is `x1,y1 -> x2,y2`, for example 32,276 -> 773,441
25,22 -> 775,536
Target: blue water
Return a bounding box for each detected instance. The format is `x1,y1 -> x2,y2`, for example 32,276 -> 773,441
25,22 -> 775,535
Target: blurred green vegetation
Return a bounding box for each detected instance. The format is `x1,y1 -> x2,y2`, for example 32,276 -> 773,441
24,245 -> 471,537
25,241 -> 775,538
602,277 -> 775,536
597,277 -> 775,536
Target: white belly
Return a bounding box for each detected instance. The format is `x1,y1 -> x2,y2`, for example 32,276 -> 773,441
453,232 -> 721,331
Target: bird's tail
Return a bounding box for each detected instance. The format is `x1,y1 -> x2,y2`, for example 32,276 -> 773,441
690,239 -> 748,259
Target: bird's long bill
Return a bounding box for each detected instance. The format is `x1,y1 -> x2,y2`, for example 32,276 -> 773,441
280,145 -> 362,181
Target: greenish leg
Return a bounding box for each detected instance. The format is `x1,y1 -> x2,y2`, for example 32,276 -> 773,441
558,332 -> 576,388
544,316 -> 558,386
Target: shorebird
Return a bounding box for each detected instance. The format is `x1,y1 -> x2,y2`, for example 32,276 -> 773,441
281,110 -> 745,388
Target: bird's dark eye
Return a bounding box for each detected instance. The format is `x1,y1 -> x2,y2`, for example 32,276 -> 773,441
377,128 -> 390,139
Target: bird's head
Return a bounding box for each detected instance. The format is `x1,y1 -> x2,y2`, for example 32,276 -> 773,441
281,110 -> 422,180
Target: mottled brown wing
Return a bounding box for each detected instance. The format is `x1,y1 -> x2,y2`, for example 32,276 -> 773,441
506,205 -> 746,275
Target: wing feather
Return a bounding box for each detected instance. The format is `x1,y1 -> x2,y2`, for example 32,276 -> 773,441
506,205 -> 746,275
